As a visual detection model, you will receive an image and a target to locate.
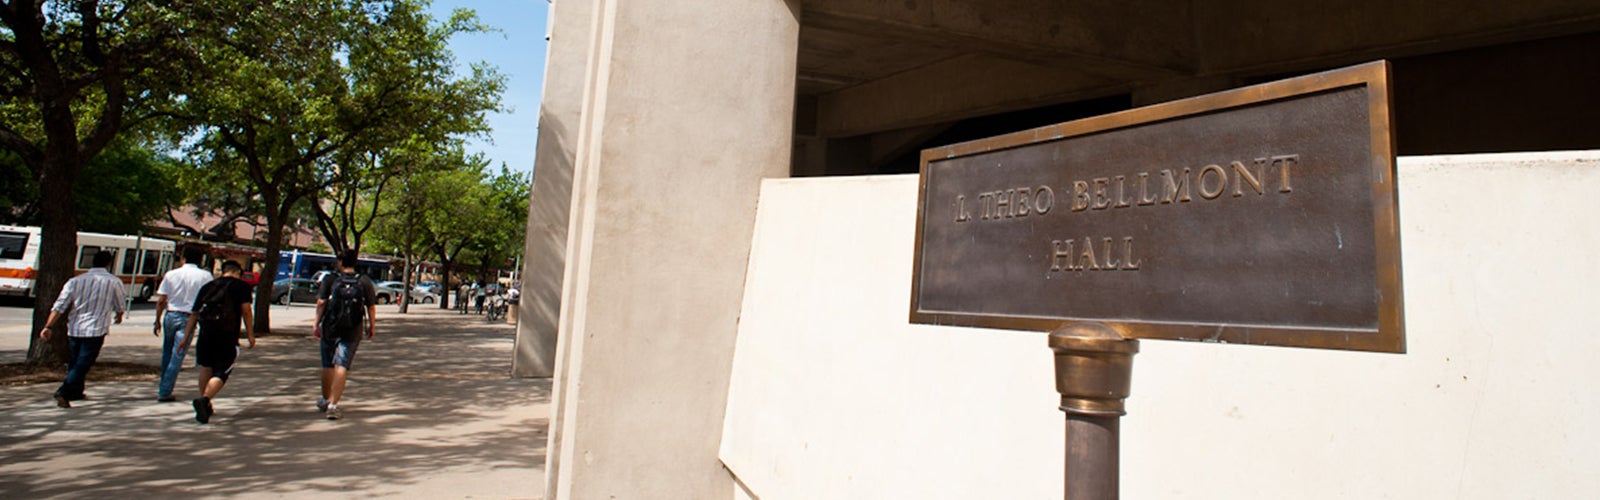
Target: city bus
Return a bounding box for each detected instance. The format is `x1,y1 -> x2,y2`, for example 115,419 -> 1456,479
0,224 -> 177,302
276,250 -> 392,282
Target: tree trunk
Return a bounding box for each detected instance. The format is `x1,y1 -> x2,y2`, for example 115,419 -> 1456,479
28,156 -> 81,366
252,195 -> 286,334
438,262 -> 452,310
398,252 -> 410,314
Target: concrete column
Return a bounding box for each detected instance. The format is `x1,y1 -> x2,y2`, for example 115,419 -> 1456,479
544,0 -> 800,498
511,0 -> 591,379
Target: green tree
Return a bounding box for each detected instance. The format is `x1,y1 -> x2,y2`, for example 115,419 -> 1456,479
461,164 -> 528,286
366,144 -> 471,312
415,156 -> 489,309
0,0 -> 206,364
2,139 -> 182,234
182,0 -> 502,333
303,1 -> 502,258
75,141 -> 182,233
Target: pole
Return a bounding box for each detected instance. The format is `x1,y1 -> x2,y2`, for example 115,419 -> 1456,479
130,231 -> 145,310
1050,322 -> 1138,500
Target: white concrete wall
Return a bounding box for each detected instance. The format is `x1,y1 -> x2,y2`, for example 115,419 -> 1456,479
545,0 -> 799,498
513,0 -> 590,380
720,151 -> 1600,499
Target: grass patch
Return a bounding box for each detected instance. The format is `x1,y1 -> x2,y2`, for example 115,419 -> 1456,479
0,361 -> 158,385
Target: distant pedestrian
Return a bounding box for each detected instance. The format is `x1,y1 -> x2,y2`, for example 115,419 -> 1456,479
313,250 -> 376,420
37,250 -> 126,408
186,260 -> 256,424
474,283 -> 488,315
457,282 -> 471,314
153,247 -> 213,402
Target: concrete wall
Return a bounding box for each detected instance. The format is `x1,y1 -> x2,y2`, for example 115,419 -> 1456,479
720,151 -> 1600,499
512,0 -> 591,379
543,0 -> 800,498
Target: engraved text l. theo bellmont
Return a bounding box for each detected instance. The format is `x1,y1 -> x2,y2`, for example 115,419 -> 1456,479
948,154 -> 1300,274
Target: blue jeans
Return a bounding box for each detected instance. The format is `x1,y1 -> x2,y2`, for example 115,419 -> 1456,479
157,311 -> 191,399
56,336 -> 106,398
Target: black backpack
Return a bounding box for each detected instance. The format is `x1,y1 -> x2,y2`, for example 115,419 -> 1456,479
323,274 -> 367,332
194,280 -> 231,324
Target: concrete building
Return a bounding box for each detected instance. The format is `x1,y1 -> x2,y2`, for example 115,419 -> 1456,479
514,1 -> 1600,498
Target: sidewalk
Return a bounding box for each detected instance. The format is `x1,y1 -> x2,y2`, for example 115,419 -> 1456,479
0,303 -> 549,499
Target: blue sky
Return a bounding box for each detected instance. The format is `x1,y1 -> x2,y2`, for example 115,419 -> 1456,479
426,0 -> 550,174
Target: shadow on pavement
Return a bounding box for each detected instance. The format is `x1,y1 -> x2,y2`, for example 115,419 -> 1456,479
0,308 -> 550,499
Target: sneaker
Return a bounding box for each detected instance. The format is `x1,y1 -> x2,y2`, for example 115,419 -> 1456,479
53,393 -> 70,408
193,397 -> 212,424
326,404 -> 342,420
316,398 -> 329,412
157,396 -> 177,403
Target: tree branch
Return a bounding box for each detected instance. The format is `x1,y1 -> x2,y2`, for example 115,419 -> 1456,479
308,192 -> 345,255
0,123 -> 42,172
355,167 -> 391,243
78,61 -> 127,162
78,0 -> 107,66
165,206 -> 204,236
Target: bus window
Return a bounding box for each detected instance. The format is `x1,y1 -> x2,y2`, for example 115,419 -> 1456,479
122,249 -> 138,274
144,249 -> 161,275
77,246 -> 101,269
0,231 -> 27,260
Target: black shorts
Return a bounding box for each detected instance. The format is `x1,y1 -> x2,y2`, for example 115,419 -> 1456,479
195,343 -> 239,382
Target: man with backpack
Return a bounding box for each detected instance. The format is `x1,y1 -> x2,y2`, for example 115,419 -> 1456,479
313,250 -> 377,420
185,260 -> 256,424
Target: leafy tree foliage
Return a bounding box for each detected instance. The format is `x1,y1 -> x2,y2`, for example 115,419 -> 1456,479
366,151 -> 527,311
180,0 -> 503,333
0,0 -> 211,363
1,138 -> 181,234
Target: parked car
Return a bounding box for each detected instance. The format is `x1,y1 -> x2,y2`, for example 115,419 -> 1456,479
240,271 -> 260,287
406,288 -> 439,304
376,281 -> 438,304
311,270 -> 335,285
271,278 -> 319,305
414,281 -> 441,295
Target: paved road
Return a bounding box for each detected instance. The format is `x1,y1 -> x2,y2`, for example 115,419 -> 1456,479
0,304 -> 548,499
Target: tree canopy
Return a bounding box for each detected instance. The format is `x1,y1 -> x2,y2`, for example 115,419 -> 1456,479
2,0 -> 521,355
1,0 -> 214,364
176,0 -> 505,332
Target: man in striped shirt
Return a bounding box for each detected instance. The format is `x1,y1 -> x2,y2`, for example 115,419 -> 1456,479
37,250 -> 127,408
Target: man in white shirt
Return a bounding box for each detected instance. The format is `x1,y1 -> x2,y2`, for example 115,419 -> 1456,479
153,247 -> 214,402
38,250 -> 126,408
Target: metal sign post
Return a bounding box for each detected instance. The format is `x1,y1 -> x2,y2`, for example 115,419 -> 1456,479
1051,323 -> 1137,500
909,61 -> 1403,499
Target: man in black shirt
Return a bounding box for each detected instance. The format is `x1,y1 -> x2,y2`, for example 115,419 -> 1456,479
185,260 -> 256,424
313,250 -> 377,420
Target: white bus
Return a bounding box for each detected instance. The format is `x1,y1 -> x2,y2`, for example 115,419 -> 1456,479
0,225 -> 177,302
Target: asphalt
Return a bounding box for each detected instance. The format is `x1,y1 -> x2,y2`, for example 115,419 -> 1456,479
0,302 -> 549,499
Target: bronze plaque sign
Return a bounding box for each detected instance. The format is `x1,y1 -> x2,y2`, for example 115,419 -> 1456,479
910,61 -> 1403,352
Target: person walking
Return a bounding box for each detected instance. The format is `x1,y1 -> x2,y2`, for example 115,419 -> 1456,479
37,250 -> 126,408
153,247 -> 213,402
186,260 -> 256,424
313,250 -> 376,420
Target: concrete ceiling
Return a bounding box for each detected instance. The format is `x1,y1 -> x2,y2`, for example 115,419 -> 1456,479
798,0 -> 1600,138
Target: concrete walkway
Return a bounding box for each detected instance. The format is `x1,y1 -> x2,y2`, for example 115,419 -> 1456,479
0,303 -> 548,499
